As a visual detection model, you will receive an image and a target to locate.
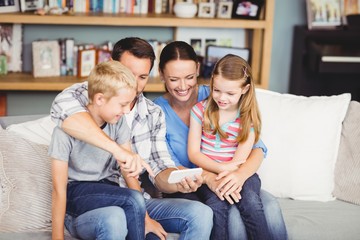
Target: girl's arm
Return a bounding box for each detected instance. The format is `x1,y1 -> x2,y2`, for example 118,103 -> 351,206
188,115 -> 226,174
216,147 -> 264,198
51,159 -> 68,240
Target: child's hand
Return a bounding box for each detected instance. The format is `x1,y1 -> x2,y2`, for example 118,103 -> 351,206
220,160 -> 243,172
114,148 -> 155,178
215,170 -> 245,204
145,215 -> 167,240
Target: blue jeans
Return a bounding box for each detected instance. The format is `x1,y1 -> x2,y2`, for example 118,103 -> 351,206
65,194 -> 213,240
164,175 -> 287,240
196,174 -> 270,240
66,180 -> 146,240
228,190 -> 288,240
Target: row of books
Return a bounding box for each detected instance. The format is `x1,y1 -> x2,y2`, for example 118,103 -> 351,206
31,38 -> 167,78
47,0 -> 174,14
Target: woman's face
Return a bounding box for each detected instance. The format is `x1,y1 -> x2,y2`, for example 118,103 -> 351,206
161,59 -> 199,102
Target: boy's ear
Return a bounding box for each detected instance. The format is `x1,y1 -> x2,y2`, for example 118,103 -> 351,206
241,84 -> 250,94
94,93 -> 106,105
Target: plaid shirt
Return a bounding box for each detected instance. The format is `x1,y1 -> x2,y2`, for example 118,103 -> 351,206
50,81 -> 177,183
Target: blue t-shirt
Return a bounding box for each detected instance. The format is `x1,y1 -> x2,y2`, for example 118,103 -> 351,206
154,85 -> 267,168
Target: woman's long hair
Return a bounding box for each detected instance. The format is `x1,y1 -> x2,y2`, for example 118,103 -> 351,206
203,54 -> 261,143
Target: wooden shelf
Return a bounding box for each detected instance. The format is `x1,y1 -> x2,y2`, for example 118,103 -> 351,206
0,12 -> 267,29
0,73 -> 166,92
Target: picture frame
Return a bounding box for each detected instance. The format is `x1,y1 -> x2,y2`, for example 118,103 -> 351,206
203,45 -> 250,78
306,0 -> 342,29
78,48 -> 96,78
0,0 -> 20,13
96,49 -> 112,64
19,0 -> 40,12
231,0 -> 264,19
217,1 -> 233,19
32,40 -> 60,78
0,24 -> 22,72
198,2 -> 216,18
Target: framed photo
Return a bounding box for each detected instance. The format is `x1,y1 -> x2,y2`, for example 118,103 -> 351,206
78,48 -> 96,78
0,24 -> 22,72
96,49 -> 112,64
0,0 -> 20,13
32,40 -> 60,78
203,45 -> 250,78
217,1 -> 233,19
19,0 -> 40,12
231,0 -> 264,19
198,2 -> 216,18
306,0 -> 342,29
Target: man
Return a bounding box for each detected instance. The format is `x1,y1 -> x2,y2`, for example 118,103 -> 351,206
50,37 -> 213,240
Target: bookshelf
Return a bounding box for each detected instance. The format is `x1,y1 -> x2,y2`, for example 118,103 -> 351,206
0,4 -> 274,115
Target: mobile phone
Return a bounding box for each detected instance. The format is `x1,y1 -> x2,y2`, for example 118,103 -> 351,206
167,168 -> 203,184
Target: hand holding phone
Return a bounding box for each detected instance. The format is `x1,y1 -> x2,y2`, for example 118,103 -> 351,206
167,168 -> 203,184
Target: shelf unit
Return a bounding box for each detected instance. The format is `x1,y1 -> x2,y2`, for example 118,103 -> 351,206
0,4 -> 274,115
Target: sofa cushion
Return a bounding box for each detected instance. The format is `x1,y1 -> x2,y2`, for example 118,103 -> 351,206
6,115 -> 55,145
333,101 -> 360,205
256,89 -> 351,201
0,128 -> 52,232
278,198 -> 360,240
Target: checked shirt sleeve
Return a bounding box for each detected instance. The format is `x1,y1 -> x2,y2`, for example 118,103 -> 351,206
50,82 -> 89,127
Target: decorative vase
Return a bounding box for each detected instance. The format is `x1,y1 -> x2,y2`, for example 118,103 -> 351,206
173,1 -> 198,18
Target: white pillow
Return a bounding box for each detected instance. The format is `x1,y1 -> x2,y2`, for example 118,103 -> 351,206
6,115 -> 55,145
256,89 -> 351,201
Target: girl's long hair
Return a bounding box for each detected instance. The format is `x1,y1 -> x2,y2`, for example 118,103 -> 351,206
203,54 -> 261,143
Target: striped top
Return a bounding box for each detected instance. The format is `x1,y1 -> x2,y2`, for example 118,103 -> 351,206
191,100 -> 252,163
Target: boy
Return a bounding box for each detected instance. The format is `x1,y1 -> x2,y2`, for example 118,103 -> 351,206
50,61 -> 148,240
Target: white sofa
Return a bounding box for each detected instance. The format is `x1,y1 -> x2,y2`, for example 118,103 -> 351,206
1,89 -> 360,240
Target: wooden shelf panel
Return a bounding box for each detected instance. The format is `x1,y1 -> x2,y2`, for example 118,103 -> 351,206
0,73 -> 165,92
0,13 -> 267,29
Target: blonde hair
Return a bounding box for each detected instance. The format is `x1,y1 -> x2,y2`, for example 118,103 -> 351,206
88,61 -> 137,103
203,54 -> 261,143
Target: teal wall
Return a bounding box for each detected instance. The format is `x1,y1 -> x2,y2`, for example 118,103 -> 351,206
5,0 -> 307,115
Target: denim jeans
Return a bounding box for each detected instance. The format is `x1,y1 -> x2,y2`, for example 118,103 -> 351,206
65,206 -> 128,240
165,174 -> 286,240
65,193 -> 213,240
228,190 -> 288,240
66,180 -> 146,240
146,198 -> 213,240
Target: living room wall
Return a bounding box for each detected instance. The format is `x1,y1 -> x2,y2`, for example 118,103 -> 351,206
6,0 -> 306,116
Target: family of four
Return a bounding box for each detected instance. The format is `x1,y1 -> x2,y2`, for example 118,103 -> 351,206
50,37 -> 287,240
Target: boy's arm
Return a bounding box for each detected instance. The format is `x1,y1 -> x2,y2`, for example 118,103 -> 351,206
51,158 -> 68,240
187,115 -> 226,174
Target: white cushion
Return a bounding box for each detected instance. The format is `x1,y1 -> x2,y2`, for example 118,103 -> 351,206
256,89 -> 351,201
6,115 -> 55,145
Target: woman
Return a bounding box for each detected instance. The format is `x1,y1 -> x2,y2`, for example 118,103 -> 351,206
154,41 -> 287,240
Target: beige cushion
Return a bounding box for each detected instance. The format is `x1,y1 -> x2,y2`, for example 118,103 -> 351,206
0,128 -> 52,232
333,101 -> 360,205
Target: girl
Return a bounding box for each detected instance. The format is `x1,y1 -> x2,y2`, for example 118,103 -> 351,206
188,54 -> 270,240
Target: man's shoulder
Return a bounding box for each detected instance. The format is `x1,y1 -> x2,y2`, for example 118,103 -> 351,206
142,95 -> 164,114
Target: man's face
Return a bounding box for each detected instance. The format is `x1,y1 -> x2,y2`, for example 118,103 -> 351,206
119,51 -> 152,96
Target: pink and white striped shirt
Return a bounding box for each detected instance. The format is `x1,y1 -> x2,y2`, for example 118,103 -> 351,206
191,100 -> 251,163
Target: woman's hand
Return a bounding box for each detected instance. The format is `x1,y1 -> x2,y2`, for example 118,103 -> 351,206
145,215 -> 167,240
215,170 -> 247,204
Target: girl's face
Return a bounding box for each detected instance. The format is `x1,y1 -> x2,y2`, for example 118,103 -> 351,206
161,59 -> 199,102
212,75 -> 249,111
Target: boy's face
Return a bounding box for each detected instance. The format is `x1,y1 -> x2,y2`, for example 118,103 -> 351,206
119,51 -> 152,96
99,87 -> 136,124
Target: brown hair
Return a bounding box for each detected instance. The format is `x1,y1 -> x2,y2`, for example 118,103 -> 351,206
203,54 -> 261,143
